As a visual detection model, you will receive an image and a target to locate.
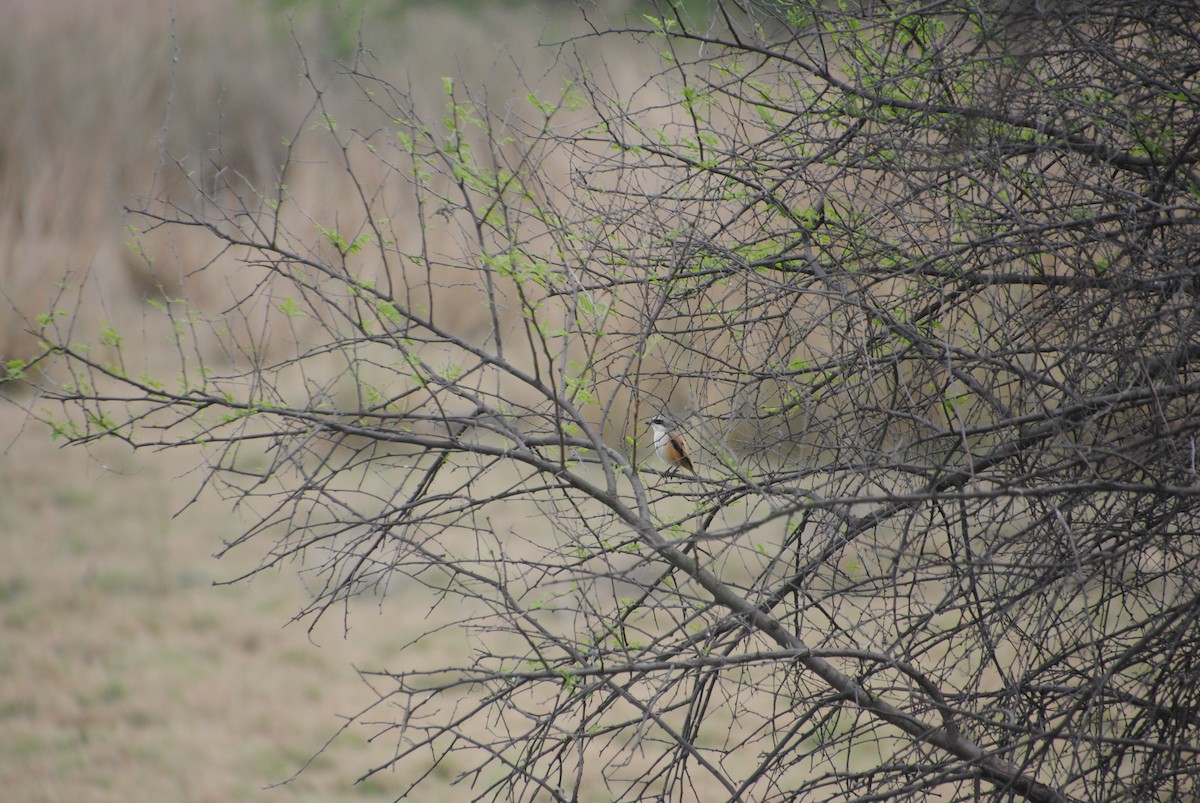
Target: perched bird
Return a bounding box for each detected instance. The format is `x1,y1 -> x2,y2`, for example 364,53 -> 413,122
648,414 -> 695,476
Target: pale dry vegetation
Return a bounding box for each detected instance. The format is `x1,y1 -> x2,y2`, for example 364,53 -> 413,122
0,1 -> 649,800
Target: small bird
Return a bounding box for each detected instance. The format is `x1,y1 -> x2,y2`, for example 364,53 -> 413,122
648,414 -> 695,476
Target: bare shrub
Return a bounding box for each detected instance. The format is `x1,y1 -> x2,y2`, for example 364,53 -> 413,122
14,2 -> 1200,801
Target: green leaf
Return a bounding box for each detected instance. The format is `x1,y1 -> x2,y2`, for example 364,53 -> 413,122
277,296 -> 306,319
3,359 -> 27,381
99,322 -> 123,349
345,231 -> 372,255
377,300 -> 403,326
36,310 -> 67,327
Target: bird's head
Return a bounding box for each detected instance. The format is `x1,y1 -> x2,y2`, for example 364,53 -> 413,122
648,414 -> 674,432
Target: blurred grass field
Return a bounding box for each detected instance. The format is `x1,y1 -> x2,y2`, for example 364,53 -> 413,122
0,406 -> 422,801
0,1 -> 641,799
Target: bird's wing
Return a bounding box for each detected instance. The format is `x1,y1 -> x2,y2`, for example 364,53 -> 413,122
669,433 -> 695,473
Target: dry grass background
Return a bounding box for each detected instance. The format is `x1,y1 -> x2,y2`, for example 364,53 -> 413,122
0,1 -> 652,799
0,409 -> 419,801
